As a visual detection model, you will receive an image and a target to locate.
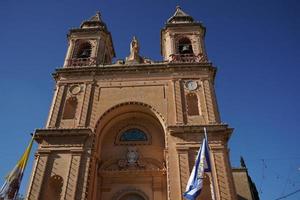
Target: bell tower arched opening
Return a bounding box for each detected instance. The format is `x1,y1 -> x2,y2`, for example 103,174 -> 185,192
74,42 -> 92,58
93,102 -> 167,200
178,37 -> 193,55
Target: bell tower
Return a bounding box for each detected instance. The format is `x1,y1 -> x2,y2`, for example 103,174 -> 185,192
161,6 -> 208,62
63,12 -> 115,67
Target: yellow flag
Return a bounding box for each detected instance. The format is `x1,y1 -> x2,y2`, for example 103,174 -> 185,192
0,134 -> 34,199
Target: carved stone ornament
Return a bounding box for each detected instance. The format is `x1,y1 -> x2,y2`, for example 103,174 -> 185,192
127,146 -> 139,165
118,146 -> 145,169
185,80 -> 198,91
69,84 -> 82,95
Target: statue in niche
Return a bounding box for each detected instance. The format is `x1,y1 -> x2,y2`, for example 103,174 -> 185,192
125,36 -> 145,64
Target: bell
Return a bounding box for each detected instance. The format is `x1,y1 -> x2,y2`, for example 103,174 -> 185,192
80,49 -> 90,58
181,45 -> 191,54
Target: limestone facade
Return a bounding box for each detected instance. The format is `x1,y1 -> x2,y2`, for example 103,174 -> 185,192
25,6 -> 253,200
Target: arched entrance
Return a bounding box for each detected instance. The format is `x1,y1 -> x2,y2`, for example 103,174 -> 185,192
119,193 -> 145,200
94,102 -> 167,200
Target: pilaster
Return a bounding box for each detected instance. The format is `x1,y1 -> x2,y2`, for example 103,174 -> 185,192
176,147 -> 190,199
63,39 -> 75,67
26,153 -> 49,200
210,145 -> 237,200
64,152 -> 82,199
173,79 -> 184,124
47,84 -> 67,128
203,80 -> 217,123
88,85 -> 100,128
78,82 -> 94,127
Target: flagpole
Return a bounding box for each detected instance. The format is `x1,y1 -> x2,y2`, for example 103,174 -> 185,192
14,133 -> 35,200
204,127 -> 217,200
13,133 -> 35,200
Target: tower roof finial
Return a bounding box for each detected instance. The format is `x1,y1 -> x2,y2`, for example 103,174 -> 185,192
240,156 -> 247,168
80,11 -> 107,29
167,6 -> 194,24
90,11 -> 102,22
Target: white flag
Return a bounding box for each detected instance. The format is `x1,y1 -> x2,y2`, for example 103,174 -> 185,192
183,132 -> 211,200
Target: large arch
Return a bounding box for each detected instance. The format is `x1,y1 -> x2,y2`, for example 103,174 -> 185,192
93,102 -> 168,200
94,101 -> 167,148
94,102 -> 166,131
113,188 -> 149,200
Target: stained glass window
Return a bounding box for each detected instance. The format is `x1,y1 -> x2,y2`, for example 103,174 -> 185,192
120,128 -> 147,141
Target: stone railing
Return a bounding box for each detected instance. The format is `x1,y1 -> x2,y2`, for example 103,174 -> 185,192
66,57 -> 96,67
170,53 -> 207,63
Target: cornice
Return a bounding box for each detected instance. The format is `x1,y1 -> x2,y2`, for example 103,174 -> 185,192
99,169 -> 166,177
164,22 -> 206,31
167,124 -> 233,142
167,124 -> 232,133
232,167 -> 248,172
68,27 -> 109,36
34,128 -> 94,138
53,62 -> 216,81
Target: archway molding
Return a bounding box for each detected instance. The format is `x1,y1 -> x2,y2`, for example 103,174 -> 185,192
94,101 -> 167,149
94,101 -> 166,131
112,187 -> 149,200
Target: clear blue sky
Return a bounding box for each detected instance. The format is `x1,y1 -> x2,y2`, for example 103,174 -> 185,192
0,0 -> 299,199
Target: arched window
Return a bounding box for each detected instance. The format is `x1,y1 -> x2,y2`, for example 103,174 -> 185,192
75,42 -> 92,58
186,93 -> 200,116
48,175 -> 63,200
178,37 -> 193,54
62,97 -> 78,119
120,128 -> 147,142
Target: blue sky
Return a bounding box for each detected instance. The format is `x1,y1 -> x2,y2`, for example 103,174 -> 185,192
0,0 -> 299,199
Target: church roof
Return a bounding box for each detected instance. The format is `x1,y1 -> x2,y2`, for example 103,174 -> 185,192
167,6 -> 194,24
80,11 -> 107,30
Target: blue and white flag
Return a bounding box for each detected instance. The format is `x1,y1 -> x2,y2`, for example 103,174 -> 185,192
183,130 -> 211,200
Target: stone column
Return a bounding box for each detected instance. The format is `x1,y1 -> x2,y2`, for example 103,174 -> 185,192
63,39 -> 75,67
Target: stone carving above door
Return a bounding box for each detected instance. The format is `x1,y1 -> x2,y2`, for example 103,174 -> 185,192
118,147 -> 146,169
99,146 -> 165,171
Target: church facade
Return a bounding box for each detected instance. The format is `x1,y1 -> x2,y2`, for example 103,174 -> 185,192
26,7 -> 257,200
